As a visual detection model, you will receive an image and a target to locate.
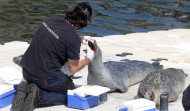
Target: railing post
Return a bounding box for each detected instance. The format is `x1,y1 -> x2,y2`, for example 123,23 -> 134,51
160,92 -> 169,111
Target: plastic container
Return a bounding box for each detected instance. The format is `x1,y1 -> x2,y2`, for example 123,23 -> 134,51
119,98 -> 156,111
67,93 -> 99,110
67,85 -> 110,110
99,92 -> 108,102
0,85 -> 16,108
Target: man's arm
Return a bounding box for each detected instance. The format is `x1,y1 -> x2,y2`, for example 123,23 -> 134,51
68,44 -> 95,73
68,57 -> 90,73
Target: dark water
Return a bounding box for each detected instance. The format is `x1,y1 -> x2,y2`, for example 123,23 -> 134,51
0,0 -> 190,44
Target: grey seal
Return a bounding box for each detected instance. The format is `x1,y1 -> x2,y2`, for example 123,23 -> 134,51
137,68 -> 186,106
13,54 -> 23,67
13,55 -> 74,77
87,40 -> 162,93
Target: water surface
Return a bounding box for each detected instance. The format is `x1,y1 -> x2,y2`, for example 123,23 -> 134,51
0,0 -> 190,44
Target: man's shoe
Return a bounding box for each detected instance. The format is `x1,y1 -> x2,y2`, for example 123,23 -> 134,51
12,81 -> 28,111
23,83 -> 43,111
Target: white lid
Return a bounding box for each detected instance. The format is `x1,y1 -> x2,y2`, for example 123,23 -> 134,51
123,98 -> 155,108
7,79 -> 22,84
0,66 -> 22,83
0,84 -> 14,95
68,85 -> 110,97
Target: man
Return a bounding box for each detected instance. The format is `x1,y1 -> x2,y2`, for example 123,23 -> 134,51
12,2 -> 94,111
182,85 -> 190,111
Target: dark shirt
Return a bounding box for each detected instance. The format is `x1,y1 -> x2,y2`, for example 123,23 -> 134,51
21,16 -> 81,79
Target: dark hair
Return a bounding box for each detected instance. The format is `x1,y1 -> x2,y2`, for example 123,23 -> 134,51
65,2 -> 92,29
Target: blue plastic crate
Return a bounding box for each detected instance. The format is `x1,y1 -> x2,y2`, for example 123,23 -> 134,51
13,84 -> 18,90
119,107 -> 156,111
119,107 -> 128,111
0,89 -> 16,108
145,108 -> 156,111
119,98 -> 156,111
67,93 -> 99,110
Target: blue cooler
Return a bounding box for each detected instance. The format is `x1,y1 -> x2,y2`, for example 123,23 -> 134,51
119,98 -> 156,111
68,93 -> 99,110
0,85 -> 16,108
67,85 -> 110,110
0,66 -> 21,108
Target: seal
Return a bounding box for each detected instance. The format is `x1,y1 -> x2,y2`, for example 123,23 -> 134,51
137,68 -> 186,106
13,54 -> 23,67
13,55 -> 75,77
87,40 -> 162,93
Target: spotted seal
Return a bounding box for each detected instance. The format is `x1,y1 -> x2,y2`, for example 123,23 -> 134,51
13,55 -> 74,77
13,54 -> 23,67
87,40 -> 162,93
137,68 -> 186,106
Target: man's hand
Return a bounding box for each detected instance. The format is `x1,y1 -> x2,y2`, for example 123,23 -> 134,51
80,36 -> 94,45
86,44 -> 95,61
68,44 -> 95,73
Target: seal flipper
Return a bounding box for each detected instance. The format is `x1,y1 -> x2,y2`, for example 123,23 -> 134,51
108,85 -> 128,93
115,80 -> 128,93
119,85 -> 128,93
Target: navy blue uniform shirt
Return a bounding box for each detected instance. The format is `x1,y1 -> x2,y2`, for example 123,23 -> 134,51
21,16 -> 81,79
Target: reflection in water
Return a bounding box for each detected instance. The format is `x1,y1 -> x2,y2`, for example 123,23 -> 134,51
0,0 -> 190,44
0,0 -> 75,44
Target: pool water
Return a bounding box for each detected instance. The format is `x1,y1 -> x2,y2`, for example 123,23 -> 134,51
0,0 -> 190,44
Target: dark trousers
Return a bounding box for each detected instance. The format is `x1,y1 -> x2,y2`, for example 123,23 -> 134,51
23,68 -> 75,106
182,85 -> 190,111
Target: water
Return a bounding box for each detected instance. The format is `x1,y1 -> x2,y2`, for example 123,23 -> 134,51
0,0 -> 190,44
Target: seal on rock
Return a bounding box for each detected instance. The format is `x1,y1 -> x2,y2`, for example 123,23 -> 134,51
137,68 -> 186,106
87,40 -> 162,93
